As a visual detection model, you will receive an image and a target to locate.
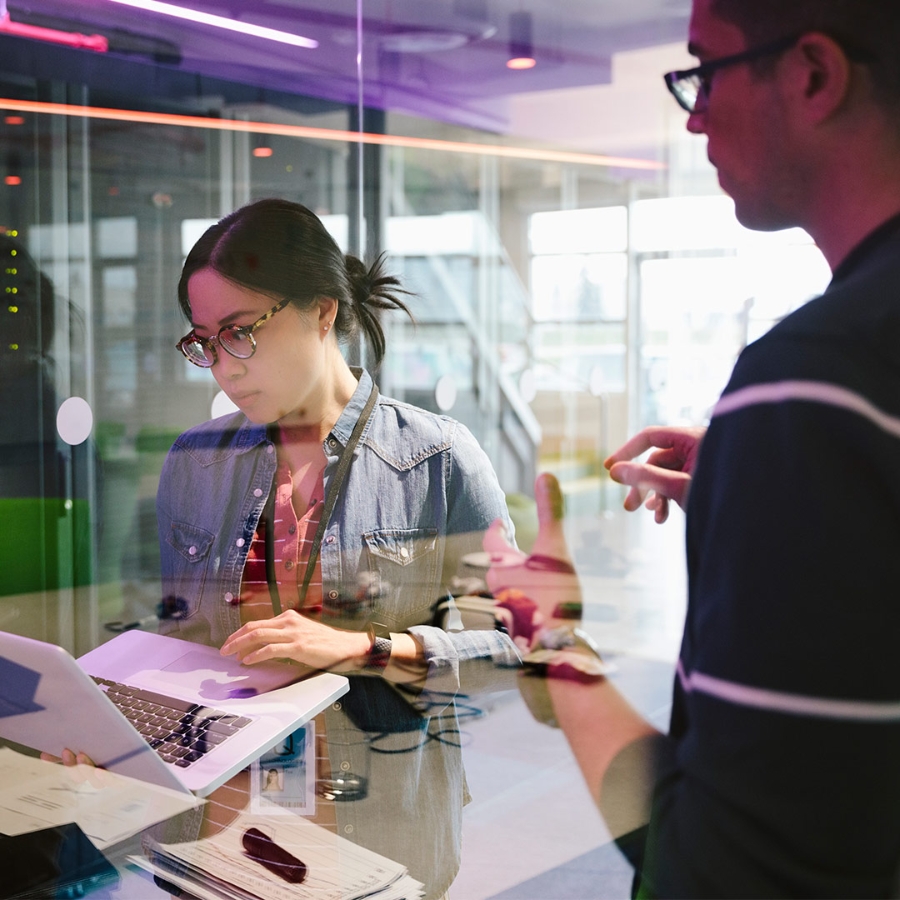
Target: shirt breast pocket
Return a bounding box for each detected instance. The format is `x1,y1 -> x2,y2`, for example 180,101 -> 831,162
163,521 -> 216,619
362,527 -> 440,619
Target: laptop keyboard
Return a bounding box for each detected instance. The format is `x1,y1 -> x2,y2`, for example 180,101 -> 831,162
91,677 -> 252,769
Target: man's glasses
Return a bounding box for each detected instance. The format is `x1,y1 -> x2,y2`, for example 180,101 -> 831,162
176,298 -> 291,368
664,33 -> 801,113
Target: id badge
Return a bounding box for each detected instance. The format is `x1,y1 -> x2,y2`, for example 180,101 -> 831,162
250,722 -> 316,816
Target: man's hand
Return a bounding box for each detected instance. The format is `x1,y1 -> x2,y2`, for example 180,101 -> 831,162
483,473 -> 582,647
604,426 -> 706,523
220,610 -> 371,673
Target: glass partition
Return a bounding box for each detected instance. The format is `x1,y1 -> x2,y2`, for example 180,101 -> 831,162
0,7 -> 831,897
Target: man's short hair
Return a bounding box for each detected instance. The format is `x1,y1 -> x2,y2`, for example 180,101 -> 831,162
712,0 -> 900,110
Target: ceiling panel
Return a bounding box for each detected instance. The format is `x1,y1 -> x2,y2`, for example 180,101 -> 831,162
5,0 -> 691,131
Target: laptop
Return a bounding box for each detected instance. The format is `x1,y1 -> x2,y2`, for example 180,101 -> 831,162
0,630 -> 348,797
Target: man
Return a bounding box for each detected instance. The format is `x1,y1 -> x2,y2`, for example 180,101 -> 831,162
487,1 -> 900,895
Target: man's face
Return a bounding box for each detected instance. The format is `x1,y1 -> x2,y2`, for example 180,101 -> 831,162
686,0 -> 802,231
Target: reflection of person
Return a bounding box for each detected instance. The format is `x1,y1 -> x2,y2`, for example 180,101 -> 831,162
155,198 -> 519,897
0,234 -> 60,498
488,1 -> 900,896
0,235 -> 92,596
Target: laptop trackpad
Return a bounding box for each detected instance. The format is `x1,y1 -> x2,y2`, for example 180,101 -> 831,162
155,651 -> 306,702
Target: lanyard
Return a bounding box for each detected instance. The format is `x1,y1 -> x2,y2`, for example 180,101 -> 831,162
264,381 -> 379,616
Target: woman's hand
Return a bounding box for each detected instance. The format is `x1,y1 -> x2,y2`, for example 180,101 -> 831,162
220,610 -> 371,674
39,749 -> 109,791
40,749 -> 97,767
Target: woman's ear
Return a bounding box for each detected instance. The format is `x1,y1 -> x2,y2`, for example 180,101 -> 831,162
317,296 -> 339,331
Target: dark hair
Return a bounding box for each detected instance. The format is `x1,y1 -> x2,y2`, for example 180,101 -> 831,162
177,198 -> 413,368
711,0 -> 900,110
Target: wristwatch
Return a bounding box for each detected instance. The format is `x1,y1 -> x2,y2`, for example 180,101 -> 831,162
363,621 -> 393,672
519,626 -> 610,727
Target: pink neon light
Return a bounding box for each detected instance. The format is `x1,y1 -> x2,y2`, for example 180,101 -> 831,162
102,0 -> 317,49
0,13 -> 108,52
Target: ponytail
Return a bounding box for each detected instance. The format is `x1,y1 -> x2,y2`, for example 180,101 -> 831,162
340,253 -> 414,368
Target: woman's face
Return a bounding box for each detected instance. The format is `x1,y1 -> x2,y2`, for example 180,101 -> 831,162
187,267 -> 328,426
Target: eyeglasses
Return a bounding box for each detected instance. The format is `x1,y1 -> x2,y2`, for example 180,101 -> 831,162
176,297 -> 291,368
664,33 -> 801,113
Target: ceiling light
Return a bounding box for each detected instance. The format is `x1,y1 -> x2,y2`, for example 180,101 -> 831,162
507,11 -> 535,70
252,136 -> 273,158
507,56 -> 535,70
252,132 -> 273,157
101,0 -> 318,49
380,31 -> 471,54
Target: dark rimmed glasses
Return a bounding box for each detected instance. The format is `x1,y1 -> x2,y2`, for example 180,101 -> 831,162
664,33 -> 801,113
176,298 -> 291,368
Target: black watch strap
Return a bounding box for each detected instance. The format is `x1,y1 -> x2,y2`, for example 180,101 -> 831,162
364,622 -> 393,672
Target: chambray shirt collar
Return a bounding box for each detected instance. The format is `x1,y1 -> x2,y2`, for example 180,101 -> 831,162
328,367 -> 374,448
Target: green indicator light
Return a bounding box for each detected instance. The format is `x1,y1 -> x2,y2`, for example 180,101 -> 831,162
8,306 -> 18,313
9,343 -> 18,350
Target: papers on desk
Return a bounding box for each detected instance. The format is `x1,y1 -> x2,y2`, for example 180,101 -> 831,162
132,812 -> 424,900
0,747 -> 203,849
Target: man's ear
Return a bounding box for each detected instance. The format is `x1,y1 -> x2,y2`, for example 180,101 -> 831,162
790,32 -> 853,124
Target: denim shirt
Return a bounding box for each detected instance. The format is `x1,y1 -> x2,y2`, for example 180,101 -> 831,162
155,368 -> 520,896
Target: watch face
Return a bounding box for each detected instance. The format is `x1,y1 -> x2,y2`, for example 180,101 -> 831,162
371,621 -> 392,640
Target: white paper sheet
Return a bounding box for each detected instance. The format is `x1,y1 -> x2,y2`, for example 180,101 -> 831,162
143,812 -> 423,900
0,746 -> 203,849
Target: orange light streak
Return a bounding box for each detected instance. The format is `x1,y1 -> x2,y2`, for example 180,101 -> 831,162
0,97 -> 665,171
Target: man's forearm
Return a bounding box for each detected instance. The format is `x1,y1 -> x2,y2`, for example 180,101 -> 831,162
547,677 -> 663,839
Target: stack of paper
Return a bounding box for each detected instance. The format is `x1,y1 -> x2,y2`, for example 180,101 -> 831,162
0,747 -> 203,849
131,812 -> 424,900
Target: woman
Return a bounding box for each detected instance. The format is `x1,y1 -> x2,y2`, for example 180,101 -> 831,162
156,198 -> 520,897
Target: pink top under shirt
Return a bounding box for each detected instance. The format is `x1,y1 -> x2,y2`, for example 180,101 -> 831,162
240,458 -> 325,625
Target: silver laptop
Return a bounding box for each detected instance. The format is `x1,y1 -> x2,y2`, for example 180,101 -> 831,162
0,630 -> 348,797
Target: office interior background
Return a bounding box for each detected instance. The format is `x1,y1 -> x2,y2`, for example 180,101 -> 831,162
0,1 -> 832,895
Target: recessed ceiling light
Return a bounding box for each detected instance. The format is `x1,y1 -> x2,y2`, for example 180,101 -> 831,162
380,31 -> 472,53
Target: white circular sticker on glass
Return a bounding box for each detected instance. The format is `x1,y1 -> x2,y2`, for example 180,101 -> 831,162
56,397 -> 93,446
518,368 -> 537,403
211,390 -> 240,419
434,375 -> 457,412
